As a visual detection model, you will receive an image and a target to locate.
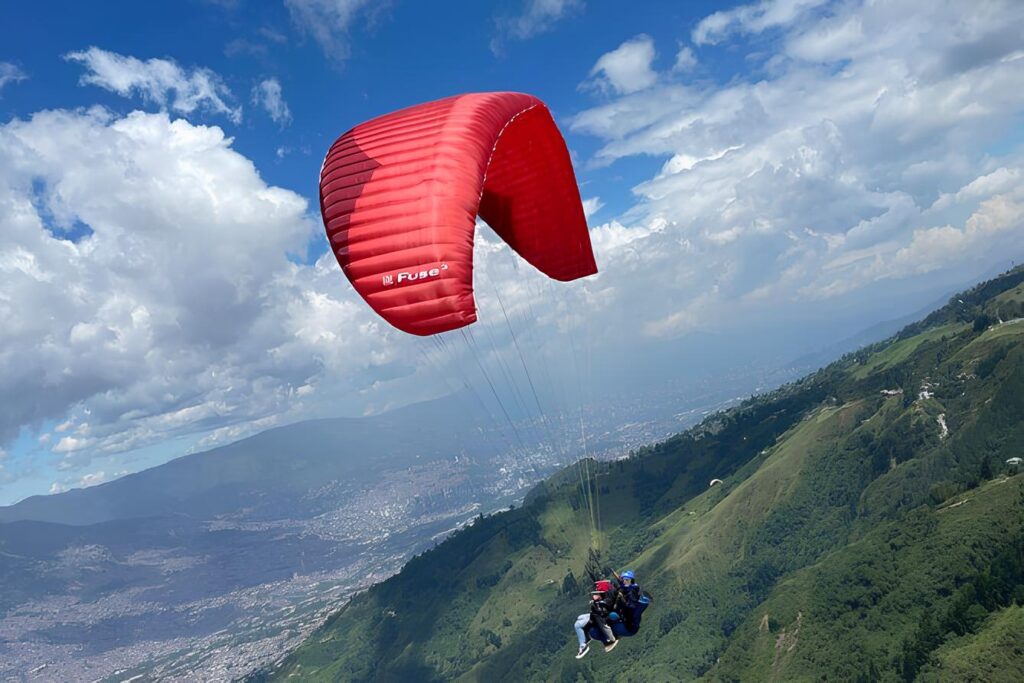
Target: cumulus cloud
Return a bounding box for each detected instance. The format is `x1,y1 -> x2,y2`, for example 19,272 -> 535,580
0,62 -> 27,94
570,0 -> 1024,338
492,0 -> 583,53
65,47 -> 242,122
252,78 -> 292,127
285,0 -> 387,62
584,35 -> 659,95
0,108 -> 423,475
861,187 -> 1023,284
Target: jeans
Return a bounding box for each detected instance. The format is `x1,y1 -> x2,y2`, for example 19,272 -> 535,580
574,613 -> 614,647
574,613 -> 590,647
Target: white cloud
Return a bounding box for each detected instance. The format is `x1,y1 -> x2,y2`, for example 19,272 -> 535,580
285,0 -> 385,62
887,188 -> 1023,278
673,46 -> 697,72
569,0 -> 1024,338
492,0 -> 583,53
252,78 -> 292,127
584,35 -> 659,95
0,108 -> 417,472
931,167 -> 1020,211
0,62 -> 27,94
644,285 -> 719,338
77,470 -> 108,488
581,196 -> 604,218
54,436 -> 93,454
49,482 -> 67,495
693,0 -> 828,45
65,47 -> 242,123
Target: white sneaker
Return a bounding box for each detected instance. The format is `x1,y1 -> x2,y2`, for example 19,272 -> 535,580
576,644 -> 590,659
604,639 -> 619,652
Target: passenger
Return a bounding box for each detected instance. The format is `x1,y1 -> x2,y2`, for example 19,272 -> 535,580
572,587 -> 618,658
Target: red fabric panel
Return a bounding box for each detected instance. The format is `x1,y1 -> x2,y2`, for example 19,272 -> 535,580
320,92 -> 598,336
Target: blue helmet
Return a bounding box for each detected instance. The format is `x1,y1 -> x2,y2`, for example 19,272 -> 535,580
621,570 -> 635,581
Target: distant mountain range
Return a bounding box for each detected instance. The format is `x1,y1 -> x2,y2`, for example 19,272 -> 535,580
1,395 -> 497,526
0,394 -> 548,681
262,267 -> 1024,681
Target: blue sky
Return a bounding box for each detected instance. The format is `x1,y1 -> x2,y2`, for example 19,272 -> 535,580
2,1 -> 727,223
3,0 -> 797,240
2,0 -> 1024,504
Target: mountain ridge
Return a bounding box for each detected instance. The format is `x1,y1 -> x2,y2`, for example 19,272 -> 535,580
0,393 -> 495,525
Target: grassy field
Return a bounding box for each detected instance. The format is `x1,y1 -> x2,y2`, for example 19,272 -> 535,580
852,323 -> 966,380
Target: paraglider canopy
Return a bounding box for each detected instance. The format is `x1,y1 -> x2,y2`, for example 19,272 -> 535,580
320,92 -> 598,336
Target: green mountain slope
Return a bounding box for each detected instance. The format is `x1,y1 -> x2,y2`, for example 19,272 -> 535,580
919,604 -> 1024,682
260,267 -> 1024,682
709,478 -> 1024,682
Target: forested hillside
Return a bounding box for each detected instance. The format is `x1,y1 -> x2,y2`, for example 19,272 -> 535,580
260,267 -> 1024,682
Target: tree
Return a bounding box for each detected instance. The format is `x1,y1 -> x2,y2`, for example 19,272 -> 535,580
561,570 -> 581,596
979,457 -> 993,481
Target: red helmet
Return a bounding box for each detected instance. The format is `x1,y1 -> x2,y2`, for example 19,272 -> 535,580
594,580 -> 613,592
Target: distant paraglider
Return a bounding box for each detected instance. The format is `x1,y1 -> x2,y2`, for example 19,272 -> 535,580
709,478 -> 723,487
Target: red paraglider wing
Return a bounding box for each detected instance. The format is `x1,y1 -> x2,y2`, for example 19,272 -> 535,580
320,92 -> 597,336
